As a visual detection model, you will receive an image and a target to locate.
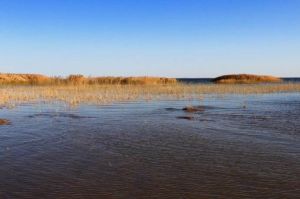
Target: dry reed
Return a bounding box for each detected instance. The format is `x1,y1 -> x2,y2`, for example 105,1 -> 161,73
0,83 -> 300,108
213,74 -> 282,84
0,73 -> 177,85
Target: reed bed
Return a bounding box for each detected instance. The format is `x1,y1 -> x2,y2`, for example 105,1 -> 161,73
213,74 -> 282,84
0,73 -> 177,85
1,83 -> 300,108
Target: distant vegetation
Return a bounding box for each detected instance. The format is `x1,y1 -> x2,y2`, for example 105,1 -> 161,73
0,73 -> 177,85
0,73 -> 50,85
1,72 -> 299,108
0,73 -> 285,85
213,74 -> 282,84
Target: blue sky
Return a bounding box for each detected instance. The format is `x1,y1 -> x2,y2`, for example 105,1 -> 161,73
0,0 -> 299,77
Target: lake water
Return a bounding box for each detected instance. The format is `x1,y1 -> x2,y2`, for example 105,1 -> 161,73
178,77 -> 300,84
1,93 -> 300,198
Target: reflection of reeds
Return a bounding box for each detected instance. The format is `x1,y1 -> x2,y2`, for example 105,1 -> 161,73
1,83 -> 300,107
213,74 -> 282,84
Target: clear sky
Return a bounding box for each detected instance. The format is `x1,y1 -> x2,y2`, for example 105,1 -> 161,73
0,0 -> 299,77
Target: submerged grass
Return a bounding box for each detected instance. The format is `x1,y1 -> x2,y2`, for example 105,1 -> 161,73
0,118 -> 10,125
1,83 -> 300,107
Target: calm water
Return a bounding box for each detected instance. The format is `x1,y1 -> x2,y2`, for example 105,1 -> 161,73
1,93 -> 300,198
178,77 -> 300,84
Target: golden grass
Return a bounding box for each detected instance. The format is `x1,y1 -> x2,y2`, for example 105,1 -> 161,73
0,83 -> 300,108
0,73 -> 177,85
0,73 -> 50,85
213,74 -> 282,84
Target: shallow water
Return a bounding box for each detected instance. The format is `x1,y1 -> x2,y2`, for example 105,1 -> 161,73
0,93 -> 300,198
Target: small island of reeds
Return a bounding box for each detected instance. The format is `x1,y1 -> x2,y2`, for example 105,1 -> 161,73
213,74 -> 282,84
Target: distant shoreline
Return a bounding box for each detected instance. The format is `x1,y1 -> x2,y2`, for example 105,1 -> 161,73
0,73 -> 177,85
178,77 -> 300,84
1,73 -> 298,85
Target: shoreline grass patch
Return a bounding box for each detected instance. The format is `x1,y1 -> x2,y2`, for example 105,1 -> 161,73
0,83 -> 300,108
0,73 -> 177,85
213,74 -> 282,84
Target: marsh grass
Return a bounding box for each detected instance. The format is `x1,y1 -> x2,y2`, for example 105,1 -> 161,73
1,83 -> 300,108
213,74 -> 282,84
0,73 -> 177,85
